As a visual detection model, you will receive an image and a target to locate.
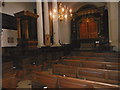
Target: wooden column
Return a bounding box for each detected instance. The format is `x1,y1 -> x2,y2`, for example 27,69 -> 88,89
24,20 -> 29,39
17,18 -> 21,39
14,11 -> 39,48
49,2 -> 53,45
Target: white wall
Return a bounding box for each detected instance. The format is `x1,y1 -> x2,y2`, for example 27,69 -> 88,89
1,29 -> 18,47
2,2 -> 36,16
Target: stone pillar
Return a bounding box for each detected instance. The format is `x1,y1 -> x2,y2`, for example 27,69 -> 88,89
44,0 -> 51,46
107,2 -> 119,51
36,0 -> 44,47
52,0 -> 60,46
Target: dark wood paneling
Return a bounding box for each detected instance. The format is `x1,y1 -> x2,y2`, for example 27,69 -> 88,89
2,45 -> 71,69
2,13 -> 17,30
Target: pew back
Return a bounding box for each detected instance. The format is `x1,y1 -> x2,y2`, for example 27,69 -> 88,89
52,64 -> 120,85
58,76 -> 120,89
58,76 -> 93,88
63,60 -> 120,70
31,71 -> 120,89
2,62 -> 13,77
77,67 -> 120,85
2,74 -> 17,88
32,71 -> 58,88
65,55 -> 120,62
52,64 -> 77,78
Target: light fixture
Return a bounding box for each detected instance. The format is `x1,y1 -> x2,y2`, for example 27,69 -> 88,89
50,2 -> 73,21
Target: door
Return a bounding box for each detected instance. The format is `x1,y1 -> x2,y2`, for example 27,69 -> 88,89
79,18 -> 98,39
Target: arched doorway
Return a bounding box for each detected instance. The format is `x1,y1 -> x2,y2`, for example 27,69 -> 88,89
71,4 -> 109,51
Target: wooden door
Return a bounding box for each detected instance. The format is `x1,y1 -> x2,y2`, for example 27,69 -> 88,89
88,18 -> 98,39
80,23 -> 88,39
79,18 -> 98,39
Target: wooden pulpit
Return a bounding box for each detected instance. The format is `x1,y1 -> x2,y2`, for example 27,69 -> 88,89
14,11 -> 39,48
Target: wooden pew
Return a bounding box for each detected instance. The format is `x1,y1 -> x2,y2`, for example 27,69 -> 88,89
77,67 -> 120,85
31,71 -> 120,89
52,64 -> 120,85
52,64 -> 77,78
58,76 -> 93,88
63,60 -> 120,70
31,71 -> 58,88
2,62 -> 14,75
2,74 -> 17,88
72,52 -> 119,58
65,56 -> 120,62
66,56 -> 105,61
2,62 -> 17,88
58,76 -> 120,89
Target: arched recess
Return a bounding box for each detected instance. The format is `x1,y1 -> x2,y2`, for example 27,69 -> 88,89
71,4 -> 109,51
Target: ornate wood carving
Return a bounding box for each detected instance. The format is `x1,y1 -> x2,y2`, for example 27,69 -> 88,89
45,34 -> 51,46
14,11 -> 39,48
71,4 -> 105,49
79,18 -> 98,39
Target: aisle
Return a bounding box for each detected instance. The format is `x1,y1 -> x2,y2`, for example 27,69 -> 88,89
17,80 -> 31,89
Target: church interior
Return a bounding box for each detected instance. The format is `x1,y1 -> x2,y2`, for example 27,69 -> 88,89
1,1 -> 120,89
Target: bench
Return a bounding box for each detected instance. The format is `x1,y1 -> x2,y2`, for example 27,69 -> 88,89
58,75 -> 120,89
63,60 -> 120,70
31,71 -> 120,89
52,64 -> 120,85
3,62 -> 14,75
52,64 -> 77,78
31,71 -> 58,88
77,67 -> 120,85
65,56 -> 120,62
2,74 -> 17,88
71,52 -> 119,58
2,62 -> 17,88
58,76 -> 93,88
